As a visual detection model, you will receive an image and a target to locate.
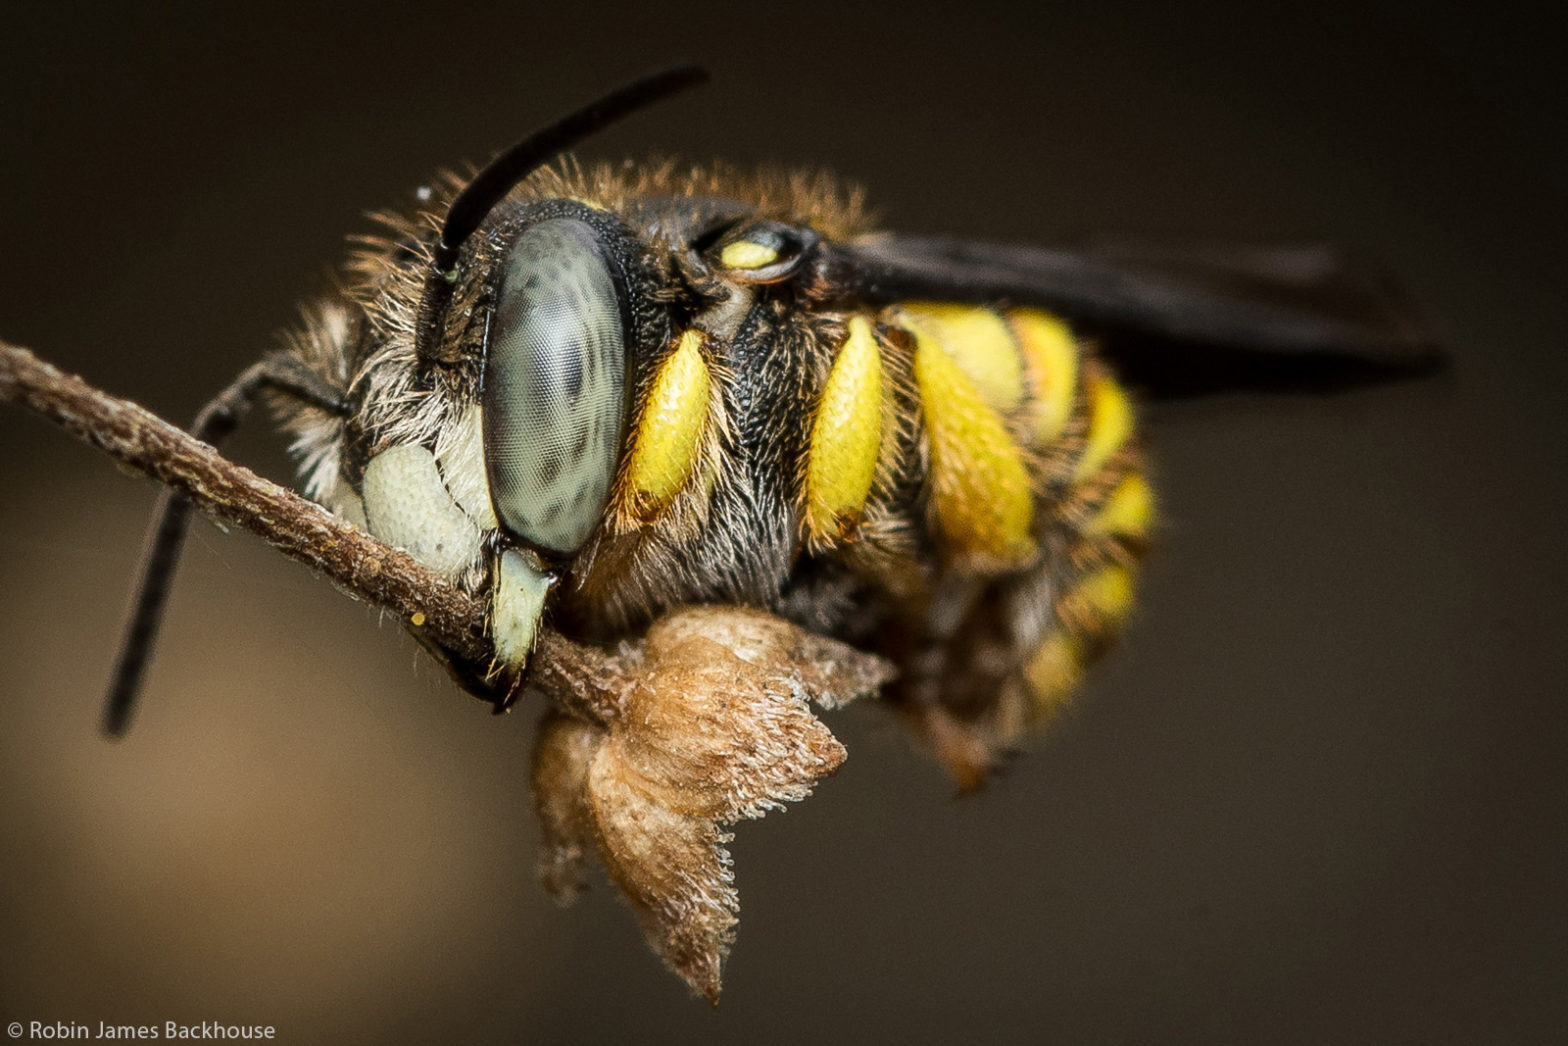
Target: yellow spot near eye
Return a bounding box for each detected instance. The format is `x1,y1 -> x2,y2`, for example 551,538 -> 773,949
409,611 -> 426,627
900,303 -> 1024,412
1086,471 -> 1155,539
906,315 -> 1035,565
719,239 -> 779,270
806,316 -> 883,543
1073,373 -> 1134,482
624,329 -> 711,520
1008,308 -> 1079,445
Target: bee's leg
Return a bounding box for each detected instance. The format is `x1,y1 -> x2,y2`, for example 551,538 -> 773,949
892,575 -> 1023,793
402,623 -> 499,705
103,354 -> 347,735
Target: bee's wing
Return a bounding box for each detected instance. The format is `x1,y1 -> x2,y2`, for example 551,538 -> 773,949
827,234 -> 1445,395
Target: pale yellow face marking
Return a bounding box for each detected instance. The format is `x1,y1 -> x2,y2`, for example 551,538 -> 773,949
1008,309 -> 1079,445
622,329 -> 711,520
904,313 -> 1036,565
1073,373 -> 1134,482
1086,471 -> 1155,539
492,548 -> 555,668
805,316 -> 884,543
719,239 -> 780,270
899,303 -> 1024,412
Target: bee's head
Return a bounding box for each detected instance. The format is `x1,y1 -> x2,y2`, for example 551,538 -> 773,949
410,67 -> 705,562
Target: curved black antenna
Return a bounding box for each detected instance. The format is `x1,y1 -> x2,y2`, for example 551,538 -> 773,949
413,64 -> 710,365
103,355 -> 347,736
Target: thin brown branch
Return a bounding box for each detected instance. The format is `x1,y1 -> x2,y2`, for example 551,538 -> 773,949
0,339 -> 623,715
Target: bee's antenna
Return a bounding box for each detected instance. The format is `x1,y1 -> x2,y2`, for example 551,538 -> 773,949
103,355 -> 347,737
413,64 -> 710,366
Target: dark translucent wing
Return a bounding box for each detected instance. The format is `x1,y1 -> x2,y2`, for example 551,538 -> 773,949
824,234 -> 1445,396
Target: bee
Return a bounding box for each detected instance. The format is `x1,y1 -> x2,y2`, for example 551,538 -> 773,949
103,66 -> 1439,791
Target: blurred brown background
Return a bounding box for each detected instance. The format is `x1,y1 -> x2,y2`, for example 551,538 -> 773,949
2,1 -> 1563,1042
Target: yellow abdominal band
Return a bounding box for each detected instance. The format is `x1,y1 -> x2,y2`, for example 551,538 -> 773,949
1023,562 -> 1139,725
1086,471 -> 1154,543
898,306 -> 1035,566
897,303 -> 1024,412
1007,308 -> 1079,445
1073,372 -> 1133,482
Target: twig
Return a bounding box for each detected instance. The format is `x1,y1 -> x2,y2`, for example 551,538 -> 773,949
0,339 -> 624,720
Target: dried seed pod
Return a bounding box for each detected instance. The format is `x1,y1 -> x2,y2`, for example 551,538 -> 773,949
530,713 -> 603,903
528,605 -> 893,1002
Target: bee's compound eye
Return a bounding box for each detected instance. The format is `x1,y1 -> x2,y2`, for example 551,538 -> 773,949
483,219 -> 627,556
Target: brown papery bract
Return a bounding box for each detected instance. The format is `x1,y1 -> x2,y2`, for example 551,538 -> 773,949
530,606 -> 894,1003
530,714 -> 603,904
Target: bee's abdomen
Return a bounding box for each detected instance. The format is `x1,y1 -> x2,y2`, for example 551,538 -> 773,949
800,301 -> 1153,780
806,300 -> 1148,564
